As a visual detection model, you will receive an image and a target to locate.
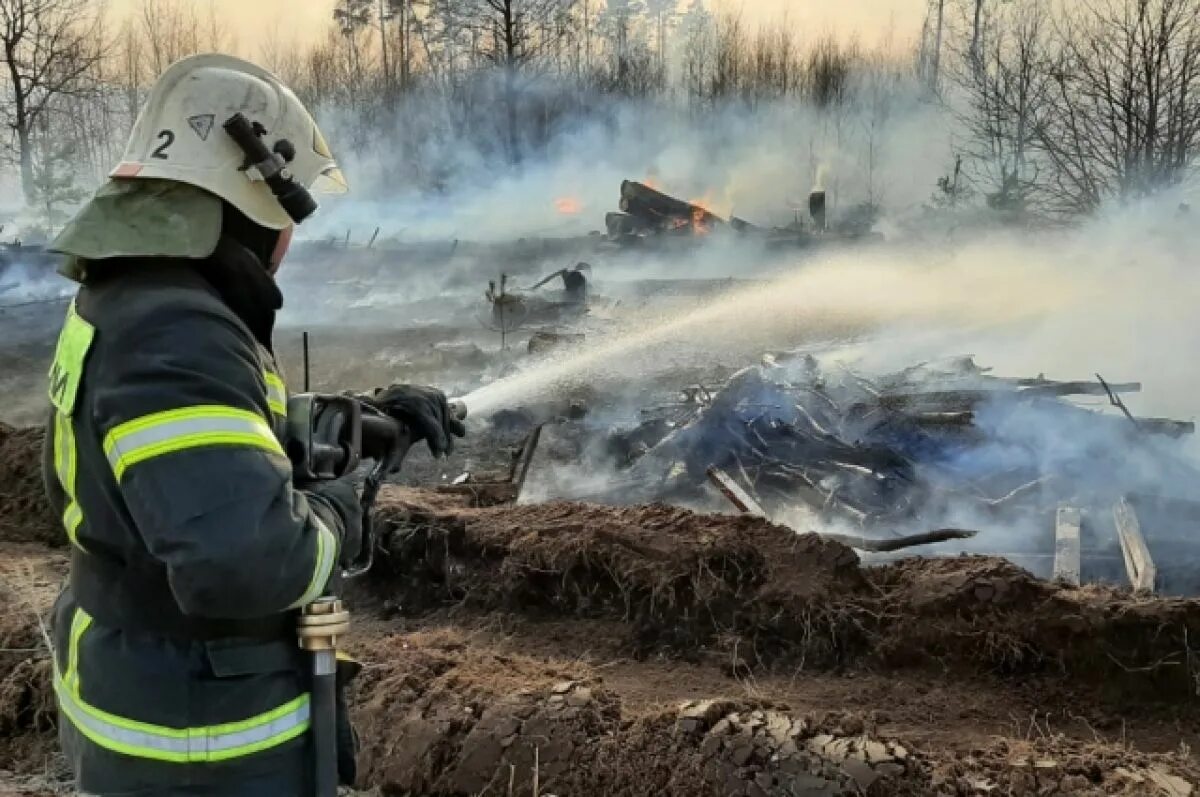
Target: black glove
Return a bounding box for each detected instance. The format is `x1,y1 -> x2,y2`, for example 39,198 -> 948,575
361,384 -> 466,458
304,477 -> 363,568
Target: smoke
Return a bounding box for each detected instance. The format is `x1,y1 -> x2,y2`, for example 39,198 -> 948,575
473,189 -> 1200,419
304,77 -> 946,244
0,260 -> 71,306
470,191 -> 1200,590
459,228 -> 1091,415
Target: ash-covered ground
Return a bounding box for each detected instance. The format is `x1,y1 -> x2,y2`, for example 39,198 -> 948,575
2,211 -> 1200,795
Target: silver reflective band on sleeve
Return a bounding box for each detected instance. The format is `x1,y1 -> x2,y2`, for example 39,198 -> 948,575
55,675 -> 310,763
103,406 -> 284,481
289,513 -> 338,609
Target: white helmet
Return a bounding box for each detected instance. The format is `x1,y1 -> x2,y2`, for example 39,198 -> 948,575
111,53 -> 347,230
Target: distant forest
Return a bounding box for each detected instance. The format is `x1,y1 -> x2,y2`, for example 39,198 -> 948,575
0,0 -> 1196,230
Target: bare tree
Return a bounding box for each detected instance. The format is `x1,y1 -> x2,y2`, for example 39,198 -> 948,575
0,0 -> 103,203
140,0 -> 234,75
709,8 -> 744,100
678,0 -> 713,107
644,0 -> 674,75
969,0 -> 985,69
806,34 -> 858,107
855,53 -> 908,207
443,0 -> 574,161
258,25 -> 307,90
953,0 -> 1053,214
1039,0 -> 1200,212
919,0 -> 946,93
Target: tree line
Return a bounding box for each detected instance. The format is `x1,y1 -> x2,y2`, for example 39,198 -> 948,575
0,0 -> 1196,232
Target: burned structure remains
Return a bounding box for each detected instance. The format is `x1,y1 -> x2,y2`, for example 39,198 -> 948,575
504,354 -> 1198,596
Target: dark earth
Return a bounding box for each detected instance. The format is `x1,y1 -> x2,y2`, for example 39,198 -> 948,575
2,423 -> 1199,796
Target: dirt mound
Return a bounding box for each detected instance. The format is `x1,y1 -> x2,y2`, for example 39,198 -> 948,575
0,424 -> 59,547
927,734 -> 1200,796
0,659 -> 54,737
869,557 -> 1200,701
0,546 -> 64,786
352,629 -> 925,796
372,491 -> 1200,700
0,546 -> 64,656
372,493 -> 864,662
351,628 -> 1200,796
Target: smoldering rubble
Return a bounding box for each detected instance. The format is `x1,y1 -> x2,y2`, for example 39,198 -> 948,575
501,353 -> 1200,595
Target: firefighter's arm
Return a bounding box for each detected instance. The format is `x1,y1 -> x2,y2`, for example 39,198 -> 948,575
91,301 -> 351,619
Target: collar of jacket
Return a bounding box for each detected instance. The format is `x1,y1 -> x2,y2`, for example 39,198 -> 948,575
201,236 -> 283,353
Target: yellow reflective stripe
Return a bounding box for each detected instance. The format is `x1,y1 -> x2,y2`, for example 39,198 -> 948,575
103,406 -> 284,481
288,514 -> 338,609
53,411 -> 69,484
56,607 -> 310,763
264,371 -> 287,417
54,411 -> 86,551
63,503 -> 83,542
47,300 -> 95,416
64,607 -> 92,695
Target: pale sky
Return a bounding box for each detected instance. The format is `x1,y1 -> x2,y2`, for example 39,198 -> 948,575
111,0 -> 926,52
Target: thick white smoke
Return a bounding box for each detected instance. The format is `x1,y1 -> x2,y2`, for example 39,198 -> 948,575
302,83 -> 947,244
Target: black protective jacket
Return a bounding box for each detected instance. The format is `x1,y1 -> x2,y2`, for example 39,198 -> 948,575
43,240 -> 344,796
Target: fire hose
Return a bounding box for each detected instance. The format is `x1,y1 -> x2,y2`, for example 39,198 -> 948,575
286,393 -> 467,797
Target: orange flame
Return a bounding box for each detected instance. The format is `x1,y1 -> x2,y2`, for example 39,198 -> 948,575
689,194 -> 715,235
555,196 -> 582,215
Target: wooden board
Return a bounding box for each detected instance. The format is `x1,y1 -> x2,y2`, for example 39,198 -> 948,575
1053,507 -> 1082,586
706,466 -> 768,518
1113,497 -> 1156,593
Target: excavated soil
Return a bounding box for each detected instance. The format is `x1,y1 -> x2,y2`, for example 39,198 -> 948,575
0,424 -> 59,548
0,546 -> 65,795
370,489 -> 1200,702
1,475 -> 1199,794
348,625 -> 1200,797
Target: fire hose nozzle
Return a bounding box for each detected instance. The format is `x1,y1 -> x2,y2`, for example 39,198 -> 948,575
297,597 -> 351,652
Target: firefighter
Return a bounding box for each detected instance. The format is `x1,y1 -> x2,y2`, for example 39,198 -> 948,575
41,54 -> 461,796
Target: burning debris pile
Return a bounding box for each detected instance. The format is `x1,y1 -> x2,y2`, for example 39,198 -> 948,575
604,180 -> 881,246
526,356 -> 1199,593
606,180 -> 746,238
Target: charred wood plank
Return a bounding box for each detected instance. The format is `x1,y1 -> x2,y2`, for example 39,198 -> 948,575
512,425 -> 545,503
1114,497 -> 1156,594
819,528 -> 978,552
1129,418 -> 1195,438
1054,507 -> 1082,586
434,482 -> 519,507
1019,380 -> 1140,397
879,383 -> 1140,411
909,411 -> 975,428
707,466 -> 768,517
606,212 -> 652,237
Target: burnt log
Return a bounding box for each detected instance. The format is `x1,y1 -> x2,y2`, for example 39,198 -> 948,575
606,212 -> 651,237
619,180 -> 725,230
